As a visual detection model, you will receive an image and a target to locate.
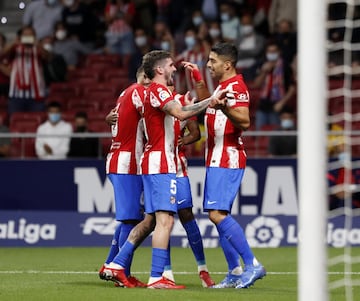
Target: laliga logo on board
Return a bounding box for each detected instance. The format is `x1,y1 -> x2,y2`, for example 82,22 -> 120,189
246,216 -> 284,247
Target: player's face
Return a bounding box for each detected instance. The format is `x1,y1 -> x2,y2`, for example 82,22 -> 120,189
207,51 -> 225,80
163,58 -> 177,86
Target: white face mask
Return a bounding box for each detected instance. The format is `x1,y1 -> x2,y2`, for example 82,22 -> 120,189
43,43 -> 53,52
161,41 -> 170,51
185,36 -> 196,49
135,36 -> 147,47
281,119 -> 294,129
63,0 -> 74,7
266,52 -> 279,62
221,13 -> 230,22
209,28 -> 220,38
21,35 -> 35,45
56,30 -> 67,40
192,16 -> 203,26
241,25 -> 254,36
338,151 -> 351,163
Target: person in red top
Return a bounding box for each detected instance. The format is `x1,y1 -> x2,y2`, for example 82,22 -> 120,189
3,26 -> 47,115
184,42 -> 266,289
103,50 -> 223,289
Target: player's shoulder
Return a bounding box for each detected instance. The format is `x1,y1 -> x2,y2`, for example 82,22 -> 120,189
149,82 -> 172,102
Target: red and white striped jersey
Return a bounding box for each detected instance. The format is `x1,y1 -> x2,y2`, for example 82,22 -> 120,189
9,44 -> 46,100
140,82 -> 180,174
173,92 -> 196,178
106,83 -> 145,174
205,74 -> 249,169
175,49 -> 216,95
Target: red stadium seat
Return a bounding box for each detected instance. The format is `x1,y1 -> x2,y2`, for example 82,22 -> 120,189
67,99 -> 100,112
10,112 -> 45,129
85,54 -> 121,68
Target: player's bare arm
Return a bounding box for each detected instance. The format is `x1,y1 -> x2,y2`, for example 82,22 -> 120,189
222,105 -> 250,130
180,119 -> 201,146
105,108 -> 118,126
182,61 -> 211,100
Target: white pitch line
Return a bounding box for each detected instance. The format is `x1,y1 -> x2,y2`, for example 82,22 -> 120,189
0,271 -> 359,275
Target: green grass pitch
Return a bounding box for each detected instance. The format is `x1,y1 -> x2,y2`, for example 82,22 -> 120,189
0,247 -> 358,301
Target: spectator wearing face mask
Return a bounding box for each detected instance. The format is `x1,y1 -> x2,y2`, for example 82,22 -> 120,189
236,13 -> 265,81
52,21 -> 92,70
250,41 -> 293,130
268,107 -> 297,157
128,28 -> 155,81
68,111 -> 100,158
35,101 -> 72,159
22,0 -> 63,41
2,26 -> 48,115
40,36 -> 67,87
207,21 -> 223,47
219,2 -> 241,43
174,27 -> 213,95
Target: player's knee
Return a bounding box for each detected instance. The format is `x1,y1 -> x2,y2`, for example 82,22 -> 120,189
178,208 -> 194,225
208,210 -> 227,225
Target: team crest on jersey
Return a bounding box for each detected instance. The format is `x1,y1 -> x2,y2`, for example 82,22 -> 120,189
170,196 -> 176,204
158,90 -> 171,102
150,92 -> 161,107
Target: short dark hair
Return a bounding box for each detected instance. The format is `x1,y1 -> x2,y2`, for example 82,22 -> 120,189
136,64 -> 145,79
75,111 -> 88,119
211,43 -> 238,67
47,101 -> 62,110
142,50 -> 171,80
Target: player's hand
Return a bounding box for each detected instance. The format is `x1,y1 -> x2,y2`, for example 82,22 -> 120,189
210,89 -> 228,109
43,143 -> 53,154
183,91 -> 195,106
178,136 -> 184,147
105,108 -> 118,126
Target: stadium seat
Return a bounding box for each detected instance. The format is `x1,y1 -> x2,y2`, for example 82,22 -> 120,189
49,82 -> 82,98
67,99 -> 100,112
10,112 -> 45,128
85,54 -> 121,68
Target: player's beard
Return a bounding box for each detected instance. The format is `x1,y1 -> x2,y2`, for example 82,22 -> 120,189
165,71 -> 175,86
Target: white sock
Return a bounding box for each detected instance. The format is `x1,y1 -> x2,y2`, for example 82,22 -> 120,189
253,258 -> 259,266
148,276 -> 162,285
162,270 -> 175,282
107,262 -> 124,269
197,265 -> 208,273
231,266 -> 243,275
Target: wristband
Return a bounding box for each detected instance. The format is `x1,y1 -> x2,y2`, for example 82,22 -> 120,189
192,69 -> 202,82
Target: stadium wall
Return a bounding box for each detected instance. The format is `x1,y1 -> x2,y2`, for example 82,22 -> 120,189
0,159 -> 359,247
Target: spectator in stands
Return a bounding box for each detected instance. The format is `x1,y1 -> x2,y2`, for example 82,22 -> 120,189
268,0 -> 297,34
151,19 -> 169,50
40,36 -> 68,87
35,101 -> 72,159
61,0 -> 99,49
128,28 -> 154,82
250,41 -> 293,130
0,115 -> 10,158
268,107 -> 297,157
0,33 -> 11,97
175,27 -> 213,95
219,2 -> 241,43
207,21 -> 223,47
53,21 -> 92,70
103,8 -> 135,68
272,19 -> 297,70
22,0 -> 63,41
68,111 -> 100,158
236,13 -> 265,81
4,26 -> 47,115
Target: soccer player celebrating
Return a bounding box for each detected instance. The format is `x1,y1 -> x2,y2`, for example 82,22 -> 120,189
184,43 -> 266,289
139,50 -> 220,289
99,66 -> 151,288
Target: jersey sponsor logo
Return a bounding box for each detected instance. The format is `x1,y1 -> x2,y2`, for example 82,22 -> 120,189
237,93 -> 249,102
158,90 -> 171,102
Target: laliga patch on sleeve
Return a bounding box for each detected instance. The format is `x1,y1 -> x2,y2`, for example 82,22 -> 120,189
158,90 -> 171,102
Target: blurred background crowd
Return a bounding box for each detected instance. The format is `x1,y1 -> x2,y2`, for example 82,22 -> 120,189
0,0 -> 358,161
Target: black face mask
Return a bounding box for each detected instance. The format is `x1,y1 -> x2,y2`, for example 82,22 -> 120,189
75,126 -> 87,132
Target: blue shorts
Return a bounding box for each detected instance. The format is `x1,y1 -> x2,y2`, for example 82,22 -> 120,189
142,173 -> 177,214
176,176 -> 193,210
203,167 -> 245,212
108,174 -> 144,221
